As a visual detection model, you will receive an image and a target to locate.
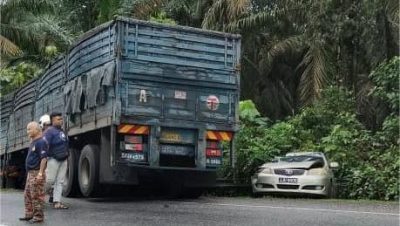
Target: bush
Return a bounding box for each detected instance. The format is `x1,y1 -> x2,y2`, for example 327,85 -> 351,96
226,85 -> 399,200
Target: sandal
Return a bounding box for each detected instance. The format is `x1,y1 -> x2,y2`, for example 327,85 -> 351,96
28,218 -> 43,224
53,202 -> 69,209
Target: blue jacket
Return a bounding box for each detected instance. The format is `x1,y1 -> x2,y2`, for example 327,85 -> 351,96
26,138 -> 48,171
43,126 -> 69,160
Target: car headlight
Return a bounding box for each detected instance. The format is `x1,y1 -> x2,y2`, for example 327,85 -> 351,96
308,168 -> 327,176
257,167 -> 272,174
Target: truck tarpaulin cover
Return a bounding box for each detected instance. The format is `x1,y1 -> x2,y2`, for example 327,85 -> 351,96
64,61 -> 115,114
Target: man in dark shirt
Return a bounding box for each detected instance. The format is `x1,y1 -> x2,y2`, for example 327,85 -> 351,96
44,112 -> 69,209
39,114 -> 54,203
19,121 -> 47,224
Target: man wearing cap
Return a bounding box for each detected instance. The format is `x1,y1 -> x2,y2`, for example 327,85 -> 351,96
43,112 -> 69,209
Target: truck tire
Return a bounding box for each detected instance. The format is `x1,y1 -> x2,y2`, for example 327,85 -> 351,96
78,145 -> 100,197
63,148 -> 80,197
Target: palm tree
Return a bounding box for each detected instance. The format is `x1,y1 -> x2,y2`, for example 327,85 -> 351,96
202,0 -> 399,122
1,0 -> 74,66
202,0 -> 329,117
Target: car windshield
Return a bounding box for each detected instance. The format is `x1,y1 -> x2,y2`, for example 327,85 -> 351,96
280,155 -> 323,163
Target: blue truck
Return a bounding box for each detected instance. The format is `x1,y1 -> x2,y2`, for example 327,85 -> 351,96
0,17 -> 241,198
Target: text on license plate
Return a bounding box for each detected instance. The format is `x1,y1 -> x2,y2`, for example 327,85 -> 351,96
278,178 -> 298,183
121,152 -> 144,161
206,158 -> 221,165
161,132 -> 181,142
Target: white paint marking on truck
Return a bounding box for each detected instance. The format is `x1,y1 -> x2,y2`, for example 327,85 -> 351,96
139,90 -> 147,102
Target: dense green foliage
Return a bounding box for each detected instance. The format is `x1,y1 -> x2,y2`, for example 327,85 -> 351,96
369,57 -> 400,113
229,57 -> 399,200
0,62 -> 42,95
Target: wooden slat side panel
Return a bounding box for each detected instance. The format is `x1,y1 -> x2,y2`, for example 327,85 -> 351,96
121,23 -> 240,71
68,27 -> 115,79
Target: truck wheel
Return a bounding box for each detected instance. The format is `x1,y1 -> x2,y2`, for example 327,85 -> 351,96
78,145 -> 100,197
63,148 -> 80,197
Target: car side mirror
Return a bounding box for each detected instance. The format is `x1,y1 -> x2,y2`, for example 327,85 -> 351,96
329,162 -> 339,168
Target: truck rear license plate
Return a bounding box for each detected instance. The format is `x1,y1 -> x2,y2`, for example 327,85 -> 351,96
161,132 -> 181,142
206,158 -> 221,165
121,152 -> 144,161
278,178 -> 298,183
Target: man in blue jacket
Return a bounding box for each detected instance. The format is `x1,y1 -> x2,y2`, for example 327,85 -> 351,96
19,121 -> 47,223
44,112 -> 69,209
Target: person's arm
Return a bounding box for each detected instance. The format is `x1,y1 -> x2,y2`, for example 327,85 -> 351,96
36,140 -> 48,181
36,158 -> 47,180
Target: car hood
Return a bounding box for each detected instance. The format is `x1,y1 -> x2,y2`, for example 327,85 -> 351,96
261,161 -> 318,169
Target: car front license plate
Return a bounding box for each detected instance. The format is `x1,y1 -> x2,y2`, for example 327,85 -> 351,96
278,178 -> 298,183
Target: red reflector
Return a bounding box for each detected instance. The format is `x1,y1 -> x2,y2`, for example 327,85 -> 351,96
125,135 -> 143,144
206,140 -> 219,149
206,149 -> 222,157
125,143 -> 143,152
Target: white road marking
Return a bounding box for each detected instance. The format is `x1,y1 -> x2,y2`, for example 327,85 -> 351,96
183,202 -> 399,217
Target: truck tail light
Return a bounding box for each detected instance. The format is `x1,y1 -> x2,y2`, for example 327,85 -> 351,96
124,135 -> 143,143
205,139 -> 222,166
125,143 -> 143,152
206,149 -> 222,157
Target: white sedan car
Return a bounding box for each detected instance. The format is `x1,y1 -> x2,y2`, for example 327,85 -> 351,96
251,152 -> 338,197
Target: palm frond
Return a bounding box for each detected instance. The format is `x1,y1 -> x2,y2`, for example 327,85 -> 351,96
227,0 -> 251,20
18,14 -> 74,47
264,35 -> 304,72
297,45 -> 330,106
225,2 -> 307,32
0,35 -> 22,57
385,0 -> 399,27
202,0 -> 252,31
1,0 -> 55,16
202,0 -> 226,30
193,0 -> 213,23
225,11 -> 274,32
278,80 -> 294,114
128,0 -> 166,20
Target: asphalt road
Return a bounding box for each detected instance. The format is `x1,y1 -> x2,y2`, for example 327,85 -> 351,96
0,190 -> 398,226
